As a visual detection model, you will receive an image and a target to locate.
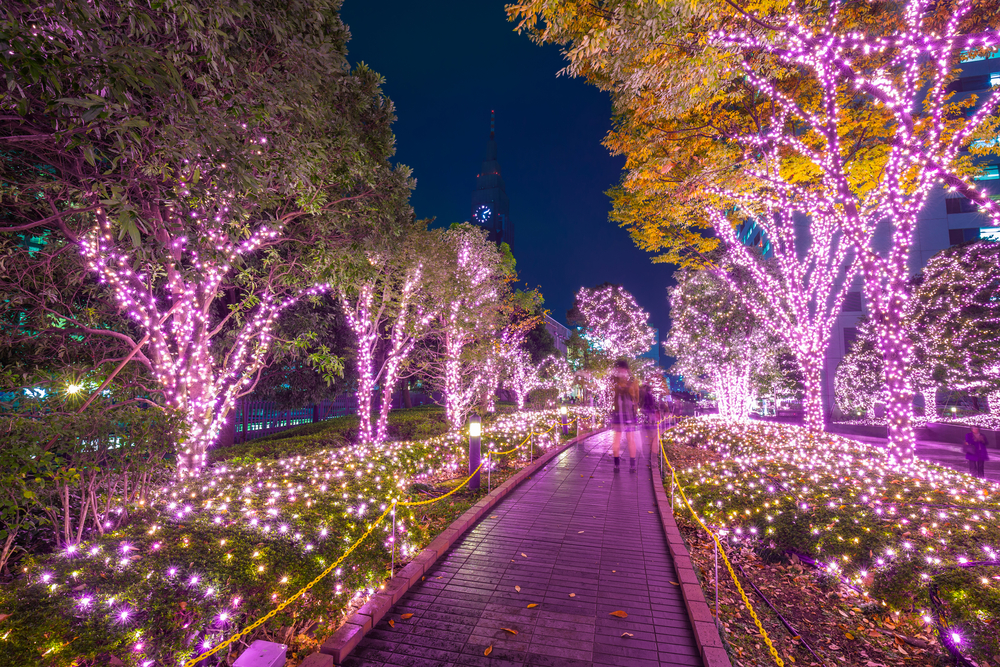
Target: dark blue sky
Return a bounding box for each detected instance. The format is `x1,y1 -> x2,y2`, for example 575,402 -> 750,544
340,0 -> 676,349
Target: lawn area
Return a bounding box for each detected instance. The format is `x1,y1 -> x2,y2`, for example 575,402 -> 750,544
0,406 -> 595,667
661,417 -> 999,667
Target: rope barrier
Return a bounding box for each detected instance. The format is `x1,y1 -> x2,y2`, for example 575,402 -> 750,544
187,413 -> 580,666
182,504 -> 394,667
491,432 -> 531,456
397,462 -> 483,507
659,438 -> 785,667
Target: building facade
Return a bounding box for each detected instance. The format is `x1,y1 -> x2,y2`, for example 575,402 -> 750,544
471,111 -> 513,249
543,313 -> 570,357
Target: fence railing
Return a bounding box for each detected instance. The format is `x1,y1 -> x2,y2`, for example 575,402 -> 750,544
232,390 -> 439,443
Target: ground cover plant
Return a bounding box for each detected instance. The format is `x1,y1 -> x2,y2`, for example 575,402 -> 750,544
0,407 -> 595,667
662,418 -> 999,666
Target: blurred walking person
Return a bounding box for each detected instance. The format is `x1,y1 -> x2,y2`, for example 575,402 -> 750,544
965,426 -> 990,478
638,381 -> 660,466
609,359 -> 639,473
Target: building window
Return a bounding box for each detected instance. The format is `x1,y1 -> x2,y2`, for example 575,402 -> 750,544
843,327 -> 858,353
946,197 -> 980,214
950,227 -> 998,244
947,73 -> 997,92
961,49 -> 1000,63
975,164 -> 1000,181
841,291 -> 863,313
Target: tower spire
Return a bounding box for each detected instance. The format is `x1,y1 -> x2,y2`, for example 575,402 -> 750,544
490,110 -> 495,139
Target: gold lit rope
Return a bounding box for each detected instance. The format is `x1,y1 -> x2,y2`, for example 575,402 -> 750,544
182,504 -> 394,667
491,433 -> 532,456
660,438 -> 785,667
397,461 -> 483,507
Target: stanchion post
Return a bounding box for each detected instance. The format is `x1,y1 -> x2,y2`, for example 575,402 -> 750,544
714,537 -> 719,620
487,451 -> 492,493
559,406 -> 569,435
529,431 -> 533,465
391,501 -> 397,575
468,415 -> 481,492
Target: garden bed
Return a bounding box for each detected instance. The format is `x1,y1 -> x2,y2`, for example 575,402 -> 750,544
661,417 -> 999,667
0,406 -> 595,667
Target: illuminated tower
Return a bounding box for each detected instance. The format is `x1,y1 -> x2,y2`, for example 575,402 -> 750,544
471,111 -> 513,248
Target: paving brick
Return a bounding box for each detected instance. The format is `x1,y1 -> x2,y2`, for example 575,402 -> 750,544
298,652 -> 334,667
344,431 -> 705,666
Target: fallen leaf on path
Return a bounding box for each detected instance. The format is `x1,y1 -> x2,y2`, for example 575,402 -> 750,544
610,610 -> 628,618
578,531 -> 584,534
527,604 -> 538,608
400,613 -> 413,620
501,628 -> 518,635
670,581 -> 680,586
514,585 -> 521,592
521,553 -> 527,558
621,632 -> 633,638
388,619 -> 395,627
484,645 -> 493,656
648,511 -> 654,514
612,570 -> 616,573
569,593 -> 576,598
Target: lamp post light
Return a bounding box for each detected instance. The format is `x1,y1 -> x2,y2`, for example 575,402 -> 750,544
559,406 -> 569,435
468,414 -> 481,492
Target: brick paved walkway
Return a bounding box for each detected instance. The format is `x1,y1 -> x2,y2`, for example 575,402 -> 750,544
344,431 -> 703,667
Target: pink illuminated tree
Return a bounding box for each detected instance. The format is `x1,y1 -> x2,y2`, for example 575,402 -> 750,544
340,223 -> 436,443
707,158 -> 857,431
909,240 -> 1000,414
417,224 -> 514,428
1,1 -> 413,470
574,284 -> 655,361
665,265 -> 779,421
713,0 -> 1000,457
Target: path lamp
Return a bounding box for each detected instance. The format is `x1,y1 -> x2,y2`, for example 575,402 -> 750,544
468,414 -> 481,492
559,406 -> 569,435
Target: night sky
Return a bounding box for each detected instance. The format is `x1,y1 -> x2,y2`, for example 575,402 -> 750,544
339,0 -> 677,357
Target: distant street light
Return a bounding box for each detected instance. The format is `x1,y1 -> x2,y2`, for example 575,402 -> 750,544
468,415 -> 481,491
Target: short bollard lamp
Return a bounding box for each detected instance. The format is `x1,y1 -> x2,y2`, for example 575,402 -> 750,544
559,406 -> 569,435
468,414 -> 481,491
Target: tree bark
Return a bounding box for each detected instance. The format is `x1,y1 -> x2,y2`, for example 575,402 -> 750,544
799,357 -> 825,432
402,380 -> 412,409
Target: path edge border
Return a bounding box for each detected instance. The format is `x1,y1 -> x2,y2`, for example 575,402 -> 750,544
316,426 -> 607,666
650,458 -> 733,667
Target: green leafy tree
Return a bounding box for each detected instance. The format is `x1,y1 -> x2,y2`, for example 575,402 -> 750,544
1,0 -> 413,468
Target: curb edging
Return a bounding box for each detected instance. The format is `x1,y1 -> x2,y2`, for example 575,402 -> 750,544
318,426 -> 606,665
651,457 -> 734,667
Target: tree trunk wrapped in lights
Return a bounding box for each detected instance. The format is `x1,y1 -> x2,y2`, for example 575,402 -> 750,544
666,263 -> 786,421
340,223 -> 436,443
416,224 -> 514,429
707,167 -> 856,431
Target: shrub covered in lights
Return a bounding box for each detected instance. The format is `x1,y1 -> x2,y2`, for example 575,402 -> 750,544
0,408 -> 589,666
666,417 -> 999,662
